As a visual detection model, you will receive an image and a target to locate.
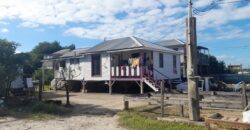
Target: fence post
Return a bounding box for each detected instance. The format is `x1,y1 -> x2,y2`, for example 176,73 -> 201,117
124,96 -> 129,110
161,80 -> 165,117
38,79 -> 42,101
179,104 -> 184,117
242,82 -> 248,109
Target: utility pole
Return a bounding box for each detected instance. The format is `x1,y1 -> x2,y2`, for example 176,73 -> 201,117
186,0 -> 200,121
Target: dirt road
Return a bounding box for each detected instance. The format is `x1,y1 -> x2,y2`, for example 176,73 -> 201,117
0,91 -> 146,130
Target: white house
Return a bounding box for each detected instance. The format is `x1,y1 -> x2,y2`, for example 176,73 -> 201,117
44,36 -> 182,94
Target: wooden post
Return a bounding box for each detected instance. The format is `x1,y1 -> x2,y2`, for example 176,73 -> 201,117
168,80 -> 172,93
38,79 -> 42,101
65,82 -> 70,106
161,80 -> 165,117
179,104 -> 184,117
186,0 -> 200,121
109,80 -> 112,95
42,66 -> 45,91
140,80 -> 144,94
81,81 -> 86,93
65,68 -> 71,106
242,82 -> 248,109
124,100 -> 129,110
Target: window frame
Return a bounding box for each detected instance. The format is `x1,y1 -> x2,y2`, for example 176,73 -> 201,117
173,55 -> 177,74
91,54 -> 102,77
159,53 -> 164,68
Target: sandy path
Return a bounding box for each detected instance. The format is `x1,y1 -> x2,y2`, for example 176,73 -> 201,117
0,91 -> 145,130
0,115 -> 125,130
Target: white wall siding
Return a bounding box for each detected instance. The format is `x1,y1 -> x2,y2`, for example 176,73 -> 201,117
65,59 -> 85,80
84,53 -> 111,81
153,51 -> 181,80
55,53 -> 111,81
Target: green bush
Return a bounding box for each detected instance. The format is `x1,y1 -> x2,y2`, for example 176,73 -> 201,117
33,69 -> 54,85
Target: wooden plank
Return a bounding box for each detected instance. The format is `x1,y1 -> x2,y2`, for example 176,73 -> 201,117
161,81 -> 164,117
205,118 -> 250,129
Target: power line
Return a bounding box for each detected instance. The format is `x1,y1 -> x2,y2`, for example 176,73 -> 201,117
204,45 -> 250,50
193,0 -> 250,16
216,0 -> 250,4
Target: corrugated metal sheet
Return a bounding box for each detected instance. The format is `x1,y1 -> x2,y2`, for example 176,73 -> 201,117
52,49 -> 71,57
134,37 -> 179,53
155,39 -> 185,47
86,37 -> 141,53
61,47 -> 89,58
86,36 -> 181,54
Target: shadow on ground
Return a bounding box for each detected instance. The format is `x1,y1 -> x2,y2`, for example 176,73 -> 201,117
0,92 -> 121,121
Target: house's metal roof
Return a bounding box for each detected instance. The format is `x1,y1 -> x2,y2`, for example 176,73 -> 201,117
156,39 -> 209,50
52,49 -> 71,57
86,36 -> 181,54
86,37 -> 141,53
61,47 -> 90,58
155,39 -> 185,47
133,37 -> 179,53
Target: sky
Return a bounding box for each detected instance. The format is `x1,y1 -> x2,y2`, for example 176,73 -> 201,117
0,0 -> 249,68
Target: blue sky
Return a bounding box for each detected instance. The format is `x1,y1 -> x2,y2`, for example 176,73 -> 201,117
0,0 -> 249,68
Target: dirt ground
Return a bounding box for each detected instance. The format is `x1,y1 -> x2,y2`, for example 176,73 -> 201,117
0,91 -> 146,130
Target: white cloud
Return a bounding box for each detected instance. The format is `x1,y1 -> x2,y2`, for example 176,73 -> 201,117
217,55 -> 235,61
20,22 -> 39,28
0,0 -> 249,41
0,21 -> 9,25
0,28 -> 9,33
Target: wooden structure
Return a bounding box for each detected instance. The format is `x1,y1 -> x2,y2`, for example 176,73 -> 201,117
205,113 -> 250,130
124,91 -> 249,108
123,90 -> 249,116
205,118 -> 250,130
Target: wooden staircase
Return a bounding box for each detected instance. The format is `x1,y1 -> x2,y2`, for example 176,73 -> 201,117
142,67 -> 172,92
143,77 -> 160,92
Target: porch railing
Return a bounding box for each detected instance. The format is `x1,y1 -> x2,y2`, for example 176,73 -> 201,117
111,66 -> 141,78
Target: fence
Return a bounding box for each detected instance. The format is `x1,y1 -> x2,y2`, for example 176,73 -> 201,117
213,74 -> 250,84
124,90 -> 249,111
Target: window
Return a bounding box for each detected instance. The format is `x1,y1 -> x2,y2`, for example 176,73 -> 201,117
70,59 -> 74,65
91,54 -> 101,76
70,58 -> 80,65
173,55 -> 177,74
60,61 -> 66,68
75,58 -> 80,64
159,53 -> 164,68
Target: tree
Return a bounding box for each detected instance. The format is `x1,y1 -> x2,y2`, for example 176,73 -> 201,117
208,55 -> 228,74
33,69 -> 54,85
30,41 -> 75,85
13,52 -> 33,77
30,41 -> 63,71
0,39 -> 19,98
60,66 -> 80,106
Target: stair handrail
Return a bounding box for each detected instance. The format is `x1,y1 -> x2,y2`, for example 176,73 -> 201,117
152,67 -> 171,80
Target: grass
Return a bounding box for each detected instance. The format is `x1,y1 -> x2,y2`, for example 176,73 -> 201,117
3,98 -> 70,120
118,111 -> 203,130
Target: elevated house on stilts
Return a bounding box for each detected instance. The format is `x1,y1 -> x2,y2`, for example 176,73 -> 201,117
43,36 -> 182,94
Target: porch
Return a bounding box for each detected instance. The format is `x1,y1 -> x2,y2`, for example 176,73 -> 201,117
110,50 -> 154,81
